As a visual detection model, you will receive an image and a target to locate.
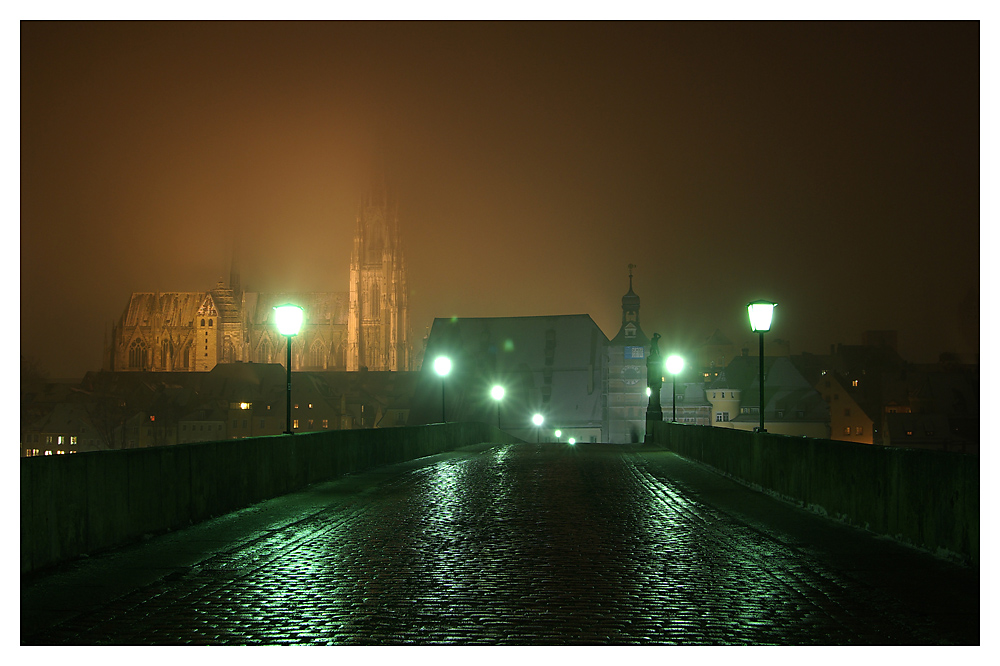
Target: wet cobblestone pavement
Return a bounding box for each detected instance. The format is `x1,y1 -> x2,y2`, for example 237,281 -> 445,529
21,442 -> 979,645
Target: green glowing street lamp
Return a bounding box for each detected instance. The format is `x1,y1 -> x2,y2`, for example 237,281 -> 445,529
274,303 -> 304,435
434,356 -> 452,423
666,354 -> 684,422
747,300 -> 776,433
491,384 -> 505,429
554,429 -> 562,442
532,413 -> 544,443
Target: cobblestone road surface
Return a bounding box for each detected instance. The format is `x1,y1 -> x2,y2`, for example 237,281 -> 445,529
21,442 -> 979,645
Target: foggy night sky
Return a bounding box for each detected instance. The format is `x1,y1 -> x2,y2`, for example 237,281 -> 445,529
20,21 -> 980,379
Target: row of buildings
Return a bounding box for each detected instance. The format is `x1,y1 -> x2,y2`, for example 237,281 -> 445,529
21,190 -> 978,455
22,265 -> 978,456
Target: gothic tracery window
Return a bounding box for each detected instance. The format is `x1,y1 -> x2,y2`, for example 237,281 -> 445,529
128,338 -> 148,369
309,340 -> 325,368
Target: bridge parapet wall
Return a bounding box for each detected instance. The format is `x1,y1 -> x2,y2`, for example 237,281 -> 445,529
651,421 -> 979,565
21,423 -> 521,575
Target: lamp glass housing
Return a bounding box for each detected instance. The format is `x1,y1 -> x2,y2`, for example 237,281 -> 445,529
532,413 -> 544,427
433,356 -> 452,377
273,304 -> 304,336
747,300 -> 776,332
666,354 -> 685,375
491,385 -> 505,401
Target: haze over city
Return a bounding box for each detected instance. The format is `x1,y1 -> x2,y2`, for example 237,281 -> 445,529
20,20 -> 980,379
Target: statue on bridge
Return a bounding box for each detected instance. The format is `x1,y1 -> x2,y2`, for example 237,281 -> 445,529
645,333 -> 664,442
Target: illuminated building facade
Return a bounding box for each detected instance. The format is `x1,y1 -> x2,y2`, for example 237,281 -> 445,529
106,192 -> 411,373
605,265 -> 651,443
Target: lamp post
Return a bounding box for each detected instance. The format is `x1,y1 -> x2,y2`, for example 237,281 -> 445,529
532,413 -> 544,443
747,300 -> 776,433
666,354 -> 685,422
433,356 -> 452,423
273,303 -> 304,435
491,384 -> 505,429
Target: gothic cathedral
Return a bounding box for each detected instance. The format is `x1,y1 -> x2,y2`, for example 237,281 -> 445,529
105,191 -> 412,373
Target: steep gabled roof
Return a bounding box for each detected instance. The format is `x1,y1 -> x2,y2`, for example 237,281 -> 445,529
249,292 -> 349,326
122,292 -> 205,328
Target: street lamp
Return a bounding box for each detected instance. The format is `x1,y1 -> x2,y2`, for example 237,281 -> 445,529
434,356 -> 452,423
532,413 -> 544,443
747,300 -> 776,433
666,354 -> 684,422
273,303 -> 304,435
491,384 -> 505,429
554,429 -> 562,442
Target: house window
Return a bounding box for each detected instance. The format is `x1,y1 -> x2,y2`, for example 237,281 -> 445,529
208,319 -> 213,327
852,380 -> 859,387
233,420 -> 238,428
844,427 -> 851,435
844,408 -> 851,417
856,426 -> 863,435
716,412 -> 729,422
242,420 -> 248,428
46,435 -> 53,444
322,419 -> 329,429
307,420 -> 314,428
58,436 -> 65,445
293,419 -> 299,429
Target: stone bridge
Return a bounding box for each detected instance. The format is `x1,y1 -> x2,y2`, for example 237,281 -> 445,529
21,422 -> 979,645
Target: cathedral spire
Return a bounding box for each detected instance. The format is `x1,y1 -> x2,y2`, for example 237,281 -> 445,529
229,241 -> 241,295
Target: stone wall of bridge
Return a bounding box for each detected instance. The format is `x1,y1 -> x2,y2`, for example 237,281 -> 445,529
21,423 -> 522,575
651,421 -> 979,565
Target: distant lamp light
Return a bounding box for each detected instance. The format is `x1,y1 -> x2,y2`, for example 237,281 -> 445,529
433,356 -> 452,377
665,354 -> 685,422
646,386 -> 652,397
434,356 -> 452,423
491,384 -> 505,429
568,437 -> 576,445
532,413 -> 544,443
747,300 -> 776,333
273,303 -> 304,435
554,429 -> 562,439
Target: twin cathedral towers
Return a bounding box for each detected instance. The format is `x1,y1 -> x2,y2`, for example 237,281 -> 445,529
105,187 -> 412,373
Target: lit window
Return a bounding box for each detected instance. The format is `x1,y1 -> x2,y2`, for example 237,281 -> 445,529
57,450 -> 65,455
852,380 -> 859,387
308,403 -> 313,409
844,427 -> 851,435
856,426 -> 863,435
44,450 -> 52,456
58,436 -> 65,445
322,419 -> 329,429
293,419 -> 299,429
294,404 -> 299,409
